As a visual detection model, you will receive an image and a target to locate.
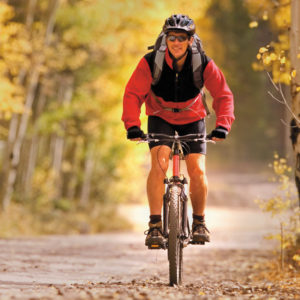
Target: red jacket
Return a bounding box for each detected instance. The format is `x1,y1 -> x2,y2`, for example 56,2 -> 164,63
122,49 -> 234,131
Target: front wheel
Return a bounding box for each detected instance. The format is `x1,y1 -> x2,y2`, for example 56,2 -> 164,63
168,185 -> 183,286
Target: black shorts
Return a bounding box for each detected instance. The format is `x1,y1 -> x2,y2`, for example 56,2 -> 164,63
147,116 -> 206,155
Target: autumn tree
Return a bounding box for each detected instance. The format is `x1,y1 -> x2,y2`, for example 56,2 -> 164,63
0,1 -> 216,234
246,0 -> 300,201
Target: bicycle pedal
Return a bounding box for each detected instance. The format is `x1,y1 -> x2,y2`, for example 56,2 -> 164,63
147,240 -> 167,250
147,243 -> 164,250
189,241 -> 205,245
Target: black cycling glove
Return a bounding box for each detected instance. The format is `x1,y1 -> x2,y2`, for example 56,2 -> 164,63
207,126 -> 228,139
127,126 -> 145,139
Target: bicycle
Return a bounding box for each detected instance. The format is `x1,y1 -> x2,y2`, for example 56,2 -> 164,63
140,132 -> 214,286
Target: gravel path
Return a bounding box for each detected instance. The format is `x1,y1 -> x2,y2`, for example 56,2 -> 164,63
0,206 -> 299,299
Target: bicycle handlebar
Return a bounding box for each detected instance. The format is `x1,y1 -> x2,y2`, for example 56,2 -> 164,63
140,133 -> 215,144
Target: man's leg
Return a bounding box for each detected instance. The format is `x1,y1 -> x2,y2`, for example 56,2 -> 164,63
185,153 -> 207,215
147,145 -> 171,214
185,153 -> 210,242
145,145 -> 171,247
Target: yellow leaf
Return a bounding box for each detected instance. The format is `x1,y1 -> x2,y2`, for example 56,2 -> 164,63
296,87 -> 300,92
262,11 -> 268,21
270,53 -> 277,61
259,47 -> 268,54
280,57 -> 286,64
249,21 -> 258,28
263,56 -> 272,65
291,70 -> 297,78
292,254 -> 300,261
198,291 -> 205,295
256,53 -> 262,60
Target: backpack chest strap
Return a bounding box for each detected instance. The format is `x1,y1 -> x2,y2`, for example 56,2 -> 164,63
150,90 -> 202,113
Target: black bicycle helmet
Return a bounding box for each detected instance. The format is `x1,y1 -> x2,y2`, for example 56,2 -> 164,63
163,14 -> 195,36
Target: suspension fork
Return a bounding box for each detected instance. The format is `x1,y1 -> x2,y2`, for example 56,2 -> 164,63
163,179 -> 169,237
181,178 -> 188,237
173,141 -> 189,238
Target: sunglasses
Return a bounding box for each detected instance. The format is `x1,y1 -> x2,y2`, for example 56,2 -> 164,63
166,35 -> 189,42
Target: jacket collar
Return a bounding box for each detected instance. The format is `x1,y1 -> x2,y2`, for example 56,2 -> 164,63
165,48 -> 191,71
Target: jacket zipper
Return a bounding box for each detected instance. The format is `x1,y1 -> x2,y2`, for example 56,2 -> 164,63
175,72 -> 179,102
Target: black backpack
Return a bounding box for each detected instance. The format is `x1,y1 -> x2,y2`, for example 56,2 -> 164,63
148,32 -> 210,115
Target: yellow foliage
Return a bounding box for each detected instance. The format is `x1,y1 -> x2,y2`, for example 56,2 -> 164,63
252,61 -> 264,71
262,11 -> 268,21
259,47 -> 268,54
246,0 -> 291,85
269,53 -> 277,61
274,5 -> 290,29
256,154 -> 300,271
62,28 -> 81,47
0,78 -> 24,117
263,55 -> 272,65
249,21 -> 258,28
0,3 -> 14,23
291,69 -> 297,78
0,4 -> 35,120
67,49 -> 89,70
280,56 -> 286,64
0,201 -> 131,237
292,254 -> 300,262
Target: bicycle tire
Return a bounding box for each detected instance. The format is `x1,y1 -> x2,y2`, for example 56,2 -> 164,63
168,185 -> 183,286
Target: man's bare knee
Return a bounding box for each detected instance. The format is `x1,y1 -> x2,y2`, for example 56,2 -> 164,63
150,146 -> 170,176
188,166 -> 206,181
186,153 -> 206,180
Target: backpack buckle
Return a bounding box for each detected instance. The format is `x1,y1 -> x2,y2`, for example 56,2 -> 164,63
172,108 -> 180,113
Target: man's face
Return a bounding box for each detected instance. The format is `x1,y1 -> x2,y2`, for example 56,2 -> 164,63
166,31 -> 193,59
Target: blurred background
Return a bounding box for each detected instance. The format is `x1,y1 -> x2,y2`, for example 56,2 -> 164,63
0,0 -> 294,236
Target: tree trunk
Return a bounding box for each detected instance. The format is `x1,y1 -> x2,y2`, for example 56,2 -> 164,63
0,0 -> 60,210
1,69 -> 40,209
23,85 -> 47,197
25,0 -> 38,29
0,0 -> 37,206
79,145 -> 94,207
51,75 -> 74,201
290,0 -> 300,205
66,139 -> 81,201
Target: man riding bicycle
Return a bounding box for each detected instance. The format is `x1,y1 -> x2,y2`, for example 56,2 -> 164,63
122,14 -> 235,247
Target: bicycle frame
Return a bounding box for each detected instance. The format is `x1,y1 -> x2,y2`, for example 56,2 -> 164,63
141,132 -> 211,243
172,140 -> 180,178
140,132 -> 212,285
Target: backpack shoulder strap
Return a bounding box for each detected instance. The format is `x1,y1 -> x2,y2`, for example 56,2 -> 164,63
191,34 -> 210,116
191,34 -> 203,90
148,32 -> 167,86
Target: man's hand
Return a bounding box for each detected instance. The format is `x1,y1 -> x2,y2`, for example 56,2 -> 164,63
207,126 -> 228,141
127,126 -> 145,141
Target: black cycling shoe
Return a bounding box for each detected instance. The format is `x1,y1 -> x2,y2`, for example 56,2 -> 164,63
144,221 -> 166,249
191,219 -> 210,243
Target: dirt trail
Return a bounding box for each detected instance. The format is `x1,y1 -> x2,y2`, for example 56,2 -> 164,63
0,173 -> 299,299
0,208 -> 299,299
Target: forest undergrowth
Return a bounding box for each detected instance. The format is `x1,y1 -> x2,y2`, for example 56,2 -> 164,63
254,154 -> 300,283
